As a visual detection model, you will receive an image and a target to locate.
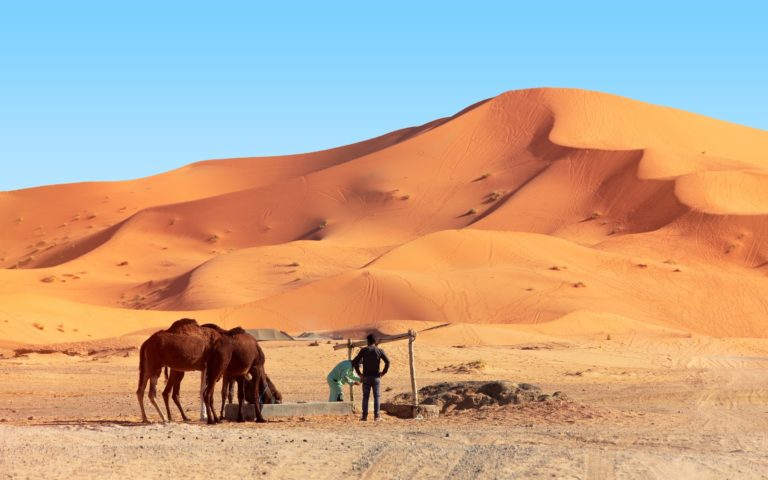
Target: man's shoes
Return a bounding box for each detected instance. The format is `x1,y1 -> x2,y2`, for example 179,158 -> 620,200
360,416 -> 368,422
374,416 -> 383,422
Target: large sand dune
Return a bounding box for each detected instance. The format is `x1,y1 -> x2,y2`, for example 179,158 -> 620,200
2,88 -> 768,345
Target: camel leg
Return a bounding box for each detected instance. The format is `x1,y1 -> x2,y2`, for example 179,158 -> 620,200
203,381 -> 214,425
203,363 -> 221,425
199,369 -> 208,421
252,367 -> 267,423
136,368 -> 150,423
204,382 -> 220,425
236,376 -> 245,422
148,373 -> 166,423
170,371 -> 188,422
162,371 -> 176,422
219,377 -> 229,419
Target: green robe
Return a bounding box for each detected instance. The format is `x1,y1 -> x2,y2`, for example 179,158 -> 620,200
327,360 -> 360,401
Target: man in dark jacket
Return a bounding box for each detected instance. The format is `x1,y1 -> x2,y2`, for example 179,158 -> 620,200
352,333 -> 390,421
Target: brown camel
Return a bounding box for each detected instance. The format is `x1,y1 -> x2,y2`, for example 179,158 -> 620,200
202,327 -> 267,424
136,318 -> 221,423
220,372 -> 282,419
159,323 -> 232,422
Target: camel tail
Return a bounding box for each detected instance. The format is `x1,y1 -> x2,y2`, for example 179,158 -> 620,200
137,341 -> 148,389
138,341 -> 147,372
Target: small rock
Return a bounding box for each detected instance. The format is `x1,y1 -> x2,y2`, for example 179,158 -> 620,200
445,433 -> 451,438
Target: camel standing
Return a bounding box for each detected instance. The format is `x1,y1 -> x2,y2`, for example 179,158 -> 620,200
136,319 -> 221,423
203,327 -> 267,424
158,323 -> 233,422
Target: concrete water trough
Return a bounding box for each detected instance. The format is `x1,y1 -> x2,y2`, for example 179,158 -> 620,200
223,401 -> 354,421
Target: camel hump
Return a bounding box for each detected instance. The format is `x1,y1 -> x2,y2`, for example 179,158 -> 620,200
225,327 -> 246,336
201,323 -> 226,333
166,318 -> 199,333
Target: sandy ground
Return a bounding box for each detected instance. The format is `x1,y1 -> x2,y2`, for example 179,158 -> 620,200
2,88 -> 768,479
2,337 -> 768,479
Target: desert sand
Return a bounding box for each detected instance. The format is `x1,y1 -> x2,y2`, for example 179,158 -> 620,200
1,88 -> 768,479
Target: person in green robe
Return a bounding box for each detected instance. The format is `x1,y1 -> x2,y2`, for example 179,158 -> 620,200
327,359 -> 360,401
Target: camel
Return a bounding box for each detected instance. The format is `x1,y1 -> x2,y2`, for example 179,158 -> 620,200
136,318 -> 222,423
202,327 -> 267,424
158,323 -> 231,422
220,372 -> 282,419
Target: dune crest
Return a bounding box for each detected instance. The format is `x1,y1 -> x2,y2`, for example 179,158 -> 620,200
2,88 -> 768,344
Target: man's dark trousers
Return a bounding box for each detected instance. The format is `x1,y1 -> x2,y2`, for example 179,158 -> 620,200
361,376 -> 381,418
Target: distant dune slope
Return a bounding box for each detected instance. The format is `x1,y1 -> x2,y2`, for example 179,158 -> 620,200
1,88 -> 767,344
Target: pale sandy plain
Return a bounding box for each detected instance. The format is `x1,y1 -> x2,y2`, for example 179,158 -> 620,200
1,88 -> 768,479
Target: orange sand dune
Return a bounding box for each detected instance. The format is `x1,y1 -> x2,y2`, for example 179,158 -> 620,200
1,88 -> 767,345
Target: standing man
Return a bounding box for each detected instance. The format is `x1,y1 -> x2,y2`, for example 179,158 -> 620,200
352,334 -> 390,421
327,359 -> 360,402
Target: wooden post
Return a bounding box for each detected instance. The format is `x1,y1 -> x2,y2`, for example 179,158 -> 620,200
408,329 -> 418,410
347,339 -> 354,405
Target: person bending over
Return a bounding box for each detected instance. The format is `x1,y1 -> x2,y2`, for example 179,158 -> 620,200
327,360 -> 360,402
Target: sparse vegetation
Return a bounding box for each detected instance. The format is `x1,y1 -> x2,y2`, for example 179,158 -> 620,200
318,220 -> 328,229
400,194 -> 410,201
637,264 -> 648,269
464,208 -> 478,216
487,191 -> 502,202
40,276 -> 57,283
725,244 -> 737,254
288,262 -> 300,267
206,235 -> 220,244
32,322 -> 44,331
588,211 -> 601,220
673,268 -> 682,273
608,224 -> 623,235
663,259 -> 677,265
117,261 -> 129,266
572,281 -> 586,288
474,173 -> 492,182
549,266 -> 566,271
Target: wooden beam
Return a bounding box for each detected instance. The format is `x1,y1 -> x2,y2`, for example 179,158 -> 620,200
333,331 -> 413,350
347,338 -> 354,404
408,329 -> 418,407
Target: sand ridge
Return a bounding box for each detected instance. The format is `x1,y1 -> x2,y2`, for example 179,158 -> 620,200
1,87 -> 768,345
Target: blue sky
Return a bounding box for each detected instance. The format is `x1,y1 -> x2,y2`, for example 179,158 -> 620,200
1,2 -> 765,191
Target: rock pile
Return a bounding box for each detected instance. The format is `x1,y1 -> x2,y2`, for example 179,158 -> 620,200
388,381 -> 567,414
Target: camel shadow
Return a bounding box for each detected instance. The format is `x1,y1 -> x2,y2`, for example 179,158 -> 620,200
37,419 -> 150,427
